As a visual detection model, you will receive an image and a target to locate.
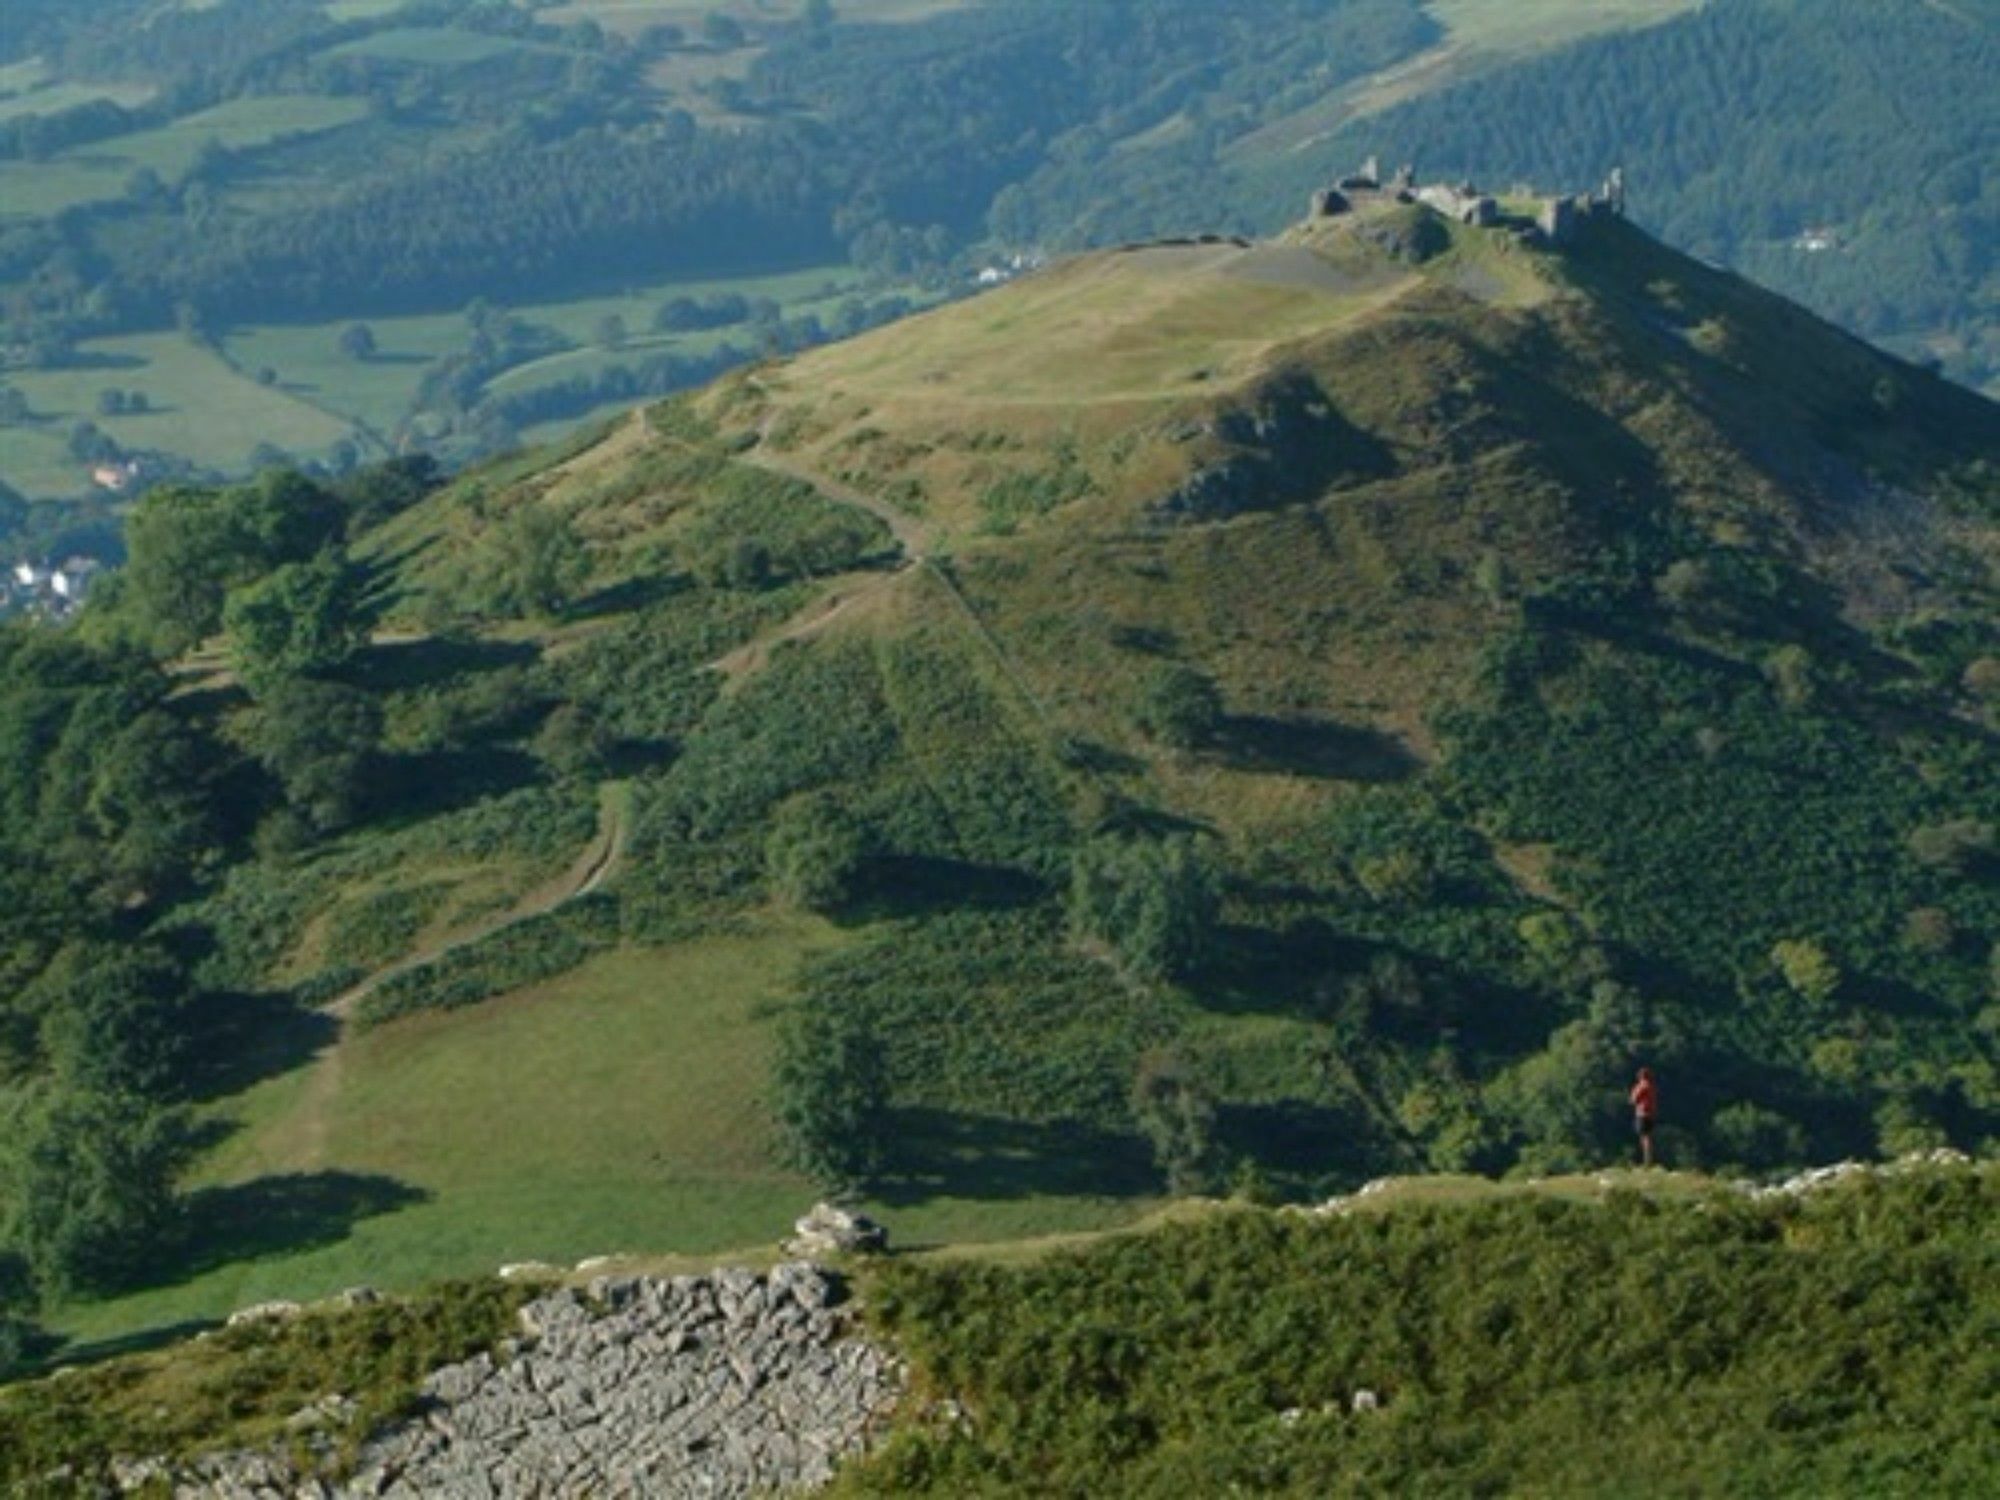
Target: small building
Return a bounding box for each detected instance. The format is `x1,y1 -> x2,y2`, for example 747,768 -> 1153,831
52,557 -> 101,601
12,561 -> 46,589
91,460 -> 141,492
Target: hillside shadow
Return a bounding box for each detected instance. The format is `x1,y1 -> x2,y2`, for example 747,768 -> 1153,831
159,1173 -> 430,1288
568,573 -> 688,621
175,984 -> 338,1103
1217,1099 -> 1400,1188
1211,715 -> 1420,782
347,634 -> 538,692
847,856 -> 1044,920
1060,737 -> 1146,776
868,1109 -> 1155,1212
374,745 -> 545,819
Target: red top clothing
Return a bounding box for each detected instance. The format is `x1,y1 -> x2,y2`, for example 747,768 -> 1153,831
1630,1078 -> 1658,1118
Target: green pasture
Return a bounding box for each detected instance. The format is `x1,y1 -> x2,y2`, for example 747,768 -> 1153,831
0,62 -> 155,126
55,919 -> 1150,1352
225,312 -> 471,436
323,0 -> 416,18
0,94 -> 369,219
0,332 -> 354,496
224,264 -> 865,436
1429,0 -> 1702,57
546,0 -> 971,36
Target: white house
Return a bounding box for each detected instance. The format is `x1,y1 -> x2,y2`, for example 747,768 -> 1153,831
52,557 -> 101,601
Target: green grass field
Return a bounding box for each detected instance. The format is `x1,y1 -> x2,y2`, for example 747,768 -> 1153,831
546,0 -> 971,36
55,904 -> 1155,1352
0,94 -> 369,219
0,61 -> 154,126
1429,0 -> 1702,56
778,244 -> 1409,407
223,265 -> 869,448
0,331 -> 356,496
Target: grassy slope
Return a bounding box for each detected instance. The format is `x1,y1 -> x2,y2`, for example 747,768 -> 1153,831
842,1164 -> 2000,1496
47,204 -> 2000,1354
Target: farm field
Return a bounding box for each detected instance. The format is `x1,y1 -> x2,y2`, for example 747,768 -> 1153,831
0,94 -> 369,219
1,264 -> 897,498
0,331 -> 355,494
545,0 -> 973,36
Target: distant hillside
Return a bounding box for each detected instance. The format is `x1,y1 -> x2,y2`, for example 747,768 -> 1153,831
3,0 -> 1994,510
1,192 -> 1993,1369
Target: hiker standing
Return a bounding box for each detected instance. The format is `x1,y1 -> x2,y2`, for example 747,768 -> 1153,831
1629,1067 -> 1659,1168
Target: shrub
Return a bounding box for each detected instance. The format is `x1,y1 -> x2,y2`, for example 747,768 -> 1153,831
1771,938 -> 1841,1005
766,793 -> 864,911
1069,836 -> 1219,983
1134,664 -> 1222,749
772,1000 -> 890,1187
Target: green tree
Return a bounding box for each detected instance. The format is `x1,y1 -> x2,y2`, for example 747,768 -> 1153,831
1135,664 -> 1222,749
766,793 -> 864,911
1771,938 -> 1841,1005
33,943 -> 187,1099
1,1090 -> 189,1296
223,551 -> 364,693
1709,1102 -> 1807,1173
773,1002 -> 889,1186
1130,1047 -> 1224,1195
1069,835 -> 1219,982
593,314 -> 627,351
118,486 -> 246,654
472,506 -> 591,620
253,679 -> 382,830
338,322 -> 377,361
532,703 -> 614,781
702,12 -> 746,47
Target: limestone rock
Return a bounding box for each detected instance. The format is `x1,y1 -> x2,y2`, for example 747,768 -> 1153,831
785,1203 -> 889,1258
155,1264 -> 905,1499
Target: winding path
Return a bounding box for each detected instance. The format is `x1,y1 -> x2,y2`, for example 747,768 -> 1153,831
294,786 -> 629,1168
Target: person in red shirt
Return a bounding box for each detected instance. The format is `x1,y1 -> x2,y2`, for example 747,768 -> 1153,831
1629,1067 -> 1659,1167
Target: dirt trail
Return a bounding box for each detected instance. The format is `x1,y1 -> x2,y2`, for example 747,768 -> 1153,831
293,788 -> 628,1168
706,570 -> 907,678
326,785 -> 628,1021
736,442 -> 935,562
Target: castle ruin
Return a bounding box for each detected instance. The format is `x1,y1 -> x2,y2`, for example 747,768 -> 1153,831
1308,158 -> 1626,245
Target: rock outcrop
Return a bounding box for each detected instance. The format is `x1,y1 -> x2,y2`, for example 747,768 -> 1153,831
133,1264 -> 904,1499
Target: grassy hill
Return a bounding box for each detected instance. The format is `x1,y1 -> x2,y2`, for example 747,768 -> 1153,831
1,193 -> 1995,1367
